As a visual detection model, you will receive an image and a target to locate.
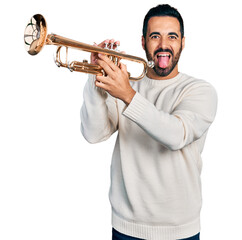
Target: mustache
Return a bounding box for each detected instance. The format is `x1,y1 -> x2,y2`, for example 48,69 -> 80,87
154,48 -> 173,56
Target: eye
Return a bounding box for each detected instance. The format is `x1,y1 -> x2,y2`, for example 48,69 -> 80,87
169,35 -> 178,40
151,35 -> 160,40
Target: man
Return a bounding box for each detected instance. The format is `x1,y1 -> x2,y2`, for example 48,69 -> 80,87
81,4 -> 217,240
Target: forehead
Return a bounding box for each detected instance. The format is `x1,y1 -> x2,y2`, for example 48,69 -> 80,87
147,16 -> 180,35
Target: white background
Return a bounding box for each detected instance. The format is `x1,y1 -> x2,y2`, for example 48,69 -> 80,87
0,0 -> 241,239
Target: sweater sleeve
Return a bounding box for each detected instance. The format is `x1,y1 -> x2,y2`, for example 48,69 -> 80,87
122,81 -> 217,150
80,75 -> 118,143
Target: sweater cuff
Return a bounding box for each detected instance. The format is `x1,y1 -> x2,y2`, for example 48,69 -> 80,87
86,74 -> 108,99
122,92 -> 150,122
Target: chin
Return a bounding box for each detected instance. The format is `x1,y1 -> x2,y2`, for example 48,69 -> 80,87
154,66 -> 172,77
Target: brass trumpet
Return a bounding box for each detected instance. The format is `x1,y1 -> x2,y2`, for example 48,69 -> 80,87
24,14 -> 154,81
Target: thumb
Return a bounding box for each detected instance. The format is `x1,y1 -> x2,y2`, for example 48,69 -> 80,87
120,62 -> 127,72
120,63 -> 130,79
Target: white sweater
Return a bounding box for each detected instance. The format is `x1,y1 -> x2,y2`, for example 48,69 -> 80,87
80,73 -> 217,240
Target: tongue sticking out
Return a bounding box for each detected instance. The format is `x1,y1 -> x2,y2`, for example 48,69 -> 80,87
158,56 -> 170,68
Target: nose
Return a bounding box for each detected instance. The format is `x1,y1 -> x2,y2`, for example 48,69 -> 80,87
158,37 -> 169,50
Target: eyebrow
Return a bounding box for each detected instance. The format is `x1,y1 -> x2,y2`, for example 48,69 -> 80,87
149,32 -> 160,37
168,32 -> 179,38
149,31 -> 179,38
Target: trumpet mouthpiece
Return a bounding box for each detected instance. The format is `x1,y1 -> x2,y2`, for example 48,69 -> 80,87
148,60 -> 154,68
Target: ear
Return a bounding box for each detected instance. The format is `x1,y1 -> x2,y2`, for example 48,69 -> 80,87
142,36 -> 145,50
182,36 -> 185,50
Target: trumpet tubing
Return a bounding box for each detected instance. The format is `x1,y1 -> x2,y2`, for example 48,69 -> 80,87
24,14 -> 153,81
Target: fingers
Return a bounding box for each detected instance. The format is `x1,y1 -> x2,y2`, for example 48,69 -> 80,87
96,75 -> 108,84
95,60 -> 127,84
95,61 -> 128,88
97,53 -> 119,72
91,39 -> 120,64
91,40 -> 109,64
95,75 -> 110,91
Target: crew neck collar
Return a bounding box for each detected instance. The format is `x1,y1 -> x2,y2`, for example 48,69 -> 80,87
143,72 -> 183,86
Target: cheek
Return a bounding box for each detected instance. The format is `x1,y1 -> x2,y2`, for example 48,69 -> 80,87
146,41 -> 158,54
172,42 -> 183,53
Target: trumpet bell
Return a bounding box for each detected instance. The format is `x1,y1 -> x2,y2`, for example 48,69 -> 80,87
24,14 -> 47,55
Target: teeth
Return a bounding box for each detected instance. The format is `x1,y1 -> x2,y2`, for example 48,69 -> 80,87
158,54 -> 170,57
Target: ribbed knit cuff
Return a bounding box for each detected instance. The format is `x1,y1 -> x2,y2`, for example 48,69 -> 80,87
122,92 -> 150,122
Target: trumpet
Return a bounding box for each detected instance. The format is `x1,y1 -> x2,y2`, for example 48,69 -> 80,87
24,14 -> 154,81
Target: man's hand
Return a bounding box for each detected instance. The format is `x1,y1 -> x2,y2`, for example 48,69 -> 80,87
90,39 -> 136,105
92,40 -> 136,105
95,53 -> 136,105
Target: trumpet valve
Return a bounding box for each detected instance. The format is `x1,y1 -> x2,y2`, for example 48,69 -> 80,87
104,40 -> 109,49
110,39 -> 115,50
114,41 -> 120,52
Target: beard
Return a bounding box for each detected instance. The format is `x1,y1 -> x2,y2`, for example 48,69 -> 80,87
144,42 -> 182,77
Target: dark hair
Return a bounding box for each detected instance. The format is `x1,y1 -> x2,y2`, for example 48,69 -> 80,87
142,4 -> 184,38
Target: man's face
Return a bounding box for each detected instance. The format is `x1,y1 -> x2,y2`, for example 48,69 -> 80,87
142,16 -> 185,79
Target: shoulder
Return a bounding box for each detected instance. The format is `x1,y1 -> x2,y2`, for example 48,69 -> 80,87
178,73 -> 217,97
173,74 -> 218,120
180,73 -> 214,86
